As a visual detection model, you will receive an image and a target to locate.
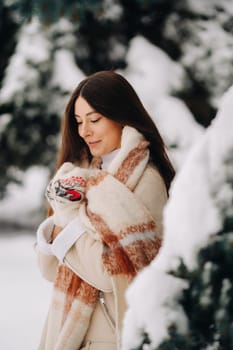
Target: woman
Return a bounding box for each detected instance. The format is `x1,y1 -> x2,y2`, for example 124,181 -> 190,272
35,70 -> 175,350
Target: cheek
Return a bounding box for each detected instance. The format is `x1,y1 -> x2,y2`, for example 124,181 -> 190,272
100,119 -> 122,144
110,129 -> 122,146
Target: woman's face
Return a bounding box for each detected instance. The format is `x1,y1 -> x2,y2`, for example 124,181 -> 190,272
74,96 -> 122,157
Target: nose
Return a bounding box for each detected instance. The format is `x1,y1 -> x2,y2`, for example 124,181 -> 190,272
78,121 -> 92,139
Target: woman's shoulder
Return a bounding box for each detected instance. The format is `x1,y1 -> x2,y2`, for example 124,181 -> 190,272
134,163 -> 168,233
137,163 -> 167,197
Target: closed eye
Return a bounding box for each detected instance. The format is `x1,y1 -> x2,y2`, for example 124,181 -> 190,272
91,117 -> 101,123
74,114 -> 101,125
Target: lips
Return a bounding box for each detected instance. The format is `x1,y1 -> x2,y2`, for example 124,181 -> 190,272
88,140 -> 101,147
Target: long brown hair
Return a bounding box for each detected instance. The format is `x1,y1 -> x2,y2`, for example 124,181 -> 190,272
56,70 -> 175,192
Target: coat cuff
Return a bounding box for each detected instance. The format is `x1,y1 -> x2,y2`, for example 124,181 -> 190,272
36,216 -> 54,256
51,216 -> 85,262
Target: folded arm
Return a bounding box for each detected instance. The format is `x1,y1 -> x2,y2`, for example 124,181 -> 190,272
35,165 -> 167,289
35,215 -> 112,291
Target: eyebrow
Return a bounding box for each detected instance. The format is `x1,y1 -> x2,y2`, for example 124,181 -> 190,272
74,111 -> 97,118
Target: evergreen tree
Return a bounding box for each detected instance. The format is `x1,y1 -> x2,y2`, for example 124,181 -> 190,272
0,1 -> 20,86
13,0 -> 175,74
0,18 -> 82,198
125,86 -> 233,350
13,0 -> 233,125
1,0 -> 233,198
163,0 -> 233,126
76,0 -> 232,127
135,192 -> 233,350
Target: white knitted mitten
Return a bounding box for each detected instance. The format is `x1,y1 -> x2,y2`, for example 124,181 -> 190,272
46,162 -> 88,227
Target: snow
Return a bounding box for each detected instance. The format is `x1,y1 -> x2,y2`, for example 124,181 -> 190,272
121,36 -> 204,169
122,36 -> 186,105
0,233 -> 51,349
164,3 -> 233,108
0,113 -> 11,133
0,166 -> 49,228
152,95 -> 204,168
180,20 -> 233,107
0,18 -> 51,103
101,0 -> 123,20
109,37 -> 127,61
122,85 -> 233,349
51,49 -> 85,92
122,269 -> 188,350
185,0 -> 233,16
159,134 -> 221,271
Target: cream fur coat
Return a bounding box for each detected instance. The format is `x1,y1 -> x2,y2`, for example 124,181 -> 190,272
36,126 -> 168,350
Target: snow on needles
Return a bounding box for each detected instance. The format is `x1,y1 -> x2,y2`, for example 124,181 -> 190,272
122,85 -> 233,349
121,36 -> 204,169
122,268 -> 188,350
123,36 -> 185,106
51,49 -> 85,92
0,166 -> 49,228
0,18 -> 51,103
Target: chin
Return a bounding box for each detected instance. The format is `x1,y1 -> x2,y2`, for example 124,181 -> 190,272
90,150 -> 102,157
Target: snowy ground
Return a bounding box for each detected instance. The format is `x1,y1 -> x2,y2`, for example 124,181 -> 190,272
0,231 -> 51,350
